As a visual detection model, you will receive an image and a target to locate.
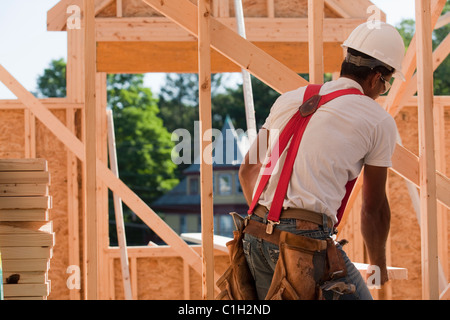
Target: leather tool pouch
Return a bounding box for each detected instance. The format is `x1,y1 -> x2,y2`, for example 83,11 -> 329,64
265,231 -> 327,300
215,213 -> 258,300
265,232 -> 354,300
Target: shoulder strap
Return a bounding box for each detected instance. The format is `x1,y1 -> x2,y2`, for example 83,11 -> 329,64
247,84 -> 322,215
248,85 -> 364,226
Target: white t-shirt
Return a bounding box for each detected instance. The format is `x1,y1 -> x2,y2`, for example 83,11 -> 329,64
255,77 -> 397,225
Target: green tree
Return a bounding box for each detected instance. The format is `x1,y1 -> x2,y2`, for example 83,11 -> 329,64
108,73 -> 179,204
35,58 -> 66,97
35,61 -> 179,210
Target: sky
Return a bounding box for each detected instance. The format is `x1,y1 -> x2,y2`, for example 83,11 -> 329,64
0,0 -> 417,99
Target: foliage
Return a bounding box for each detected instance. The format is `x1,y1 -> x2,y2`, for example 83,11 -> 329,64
35,58 -> 66,98
35,63 -> 179,215
107,74 -> 179,206
395,4 -> 450,95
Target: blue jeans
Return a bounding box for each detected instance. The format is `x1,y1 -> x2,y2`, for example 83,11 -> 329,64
243,214 -> 373,300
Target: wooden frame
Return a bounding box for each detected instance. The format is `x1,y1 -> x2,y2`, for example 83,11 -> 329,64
0,0 -> 449,300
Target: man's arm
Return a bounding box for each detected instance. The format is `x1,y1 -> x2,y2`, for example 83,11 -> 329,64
239,128 -> 269,206
361,164 -> 391,285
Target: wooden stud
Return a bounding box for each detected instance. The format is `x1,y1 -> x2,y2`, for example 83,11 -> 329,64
183,260 -> 190,300
107,109 -> 133,300
434,102 -> 448,279
198,0 -> 215,300
95,72 -> 109,300
415,0 -> 439,300
267,0 -> 274,18
66,107 -> 81,300
84,0 -> 98,300
116,0 -> 123,17
308,0 -> 324,84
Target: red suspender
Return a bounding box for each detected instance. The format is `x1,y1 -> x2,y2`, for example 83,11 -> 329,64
248,85 -> 364,226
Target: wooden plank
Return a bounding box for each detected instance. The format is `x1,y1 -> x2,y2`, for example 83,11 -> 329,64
84,0 -> 99,300
106,109 -> 133,300
0,184 -> 48,197
95,17 -> 365,42
3,282 -> 50,297
0,233 -> 54,247
0,221 -> 52,233
0,209 -> 48,222
435,11 -> 450,29
0,99 -> 83,110
0,171 -> 50,185
415,0 -> 439,300
308,0 -> 324,84
66,107 -> 81,300
2,259 -> 50,272
2,271 -> 47,284
390,144 -> 450,209
142,0 -> 308,93
0,196 -> 52,210
0,246 -> 52,260
0,221 -> 52,234
24,109 -> 36,159
198,0 -> 215,300
97,41 -> 343,74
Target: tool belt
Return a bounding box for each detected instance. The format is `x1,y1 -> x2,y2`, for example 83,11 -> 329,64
216,213 -> 355,300
253,204 -> 334,230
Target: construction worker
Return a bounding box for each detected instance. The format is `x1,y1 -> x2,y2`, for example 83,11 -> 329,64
239,21 -> 405,300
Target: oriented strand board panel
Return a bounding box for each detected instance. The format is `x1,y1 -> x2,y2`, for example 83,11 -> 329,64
97,41 -> 343,73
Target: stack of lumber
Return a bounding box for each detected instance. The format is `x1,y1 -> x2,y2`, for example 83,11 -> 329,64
0,159 -> 54,300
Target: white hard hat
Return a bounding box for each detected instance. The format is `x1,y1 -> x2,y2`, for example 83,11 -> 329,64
342,21 -> 406,81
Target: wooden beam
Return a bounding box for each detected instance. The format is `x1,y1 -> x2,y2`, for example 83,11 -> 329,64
84,0 -> 98,300
384,0 -> 446,114
142,0 -> 308,93
95,17 -> 365,42
415,0 -> 439,300
96,41 -> 343,74
0,99 -> 83,110
0,159 -> 47,171
66,107 -> 80,300
106,110 -> 133,300
435,11 -> 450,29
198,0 -> 215,300
308,0 -> 324,84
393,32 -> 450,117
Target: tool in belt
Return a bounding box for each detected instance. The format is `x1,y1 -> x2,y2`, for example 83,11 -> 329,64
247,84 -> 364,233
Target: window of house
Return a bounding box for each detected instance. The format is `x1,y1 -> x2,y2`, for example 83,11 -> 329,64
218,173 -> 232,195
188,177 -> 199,195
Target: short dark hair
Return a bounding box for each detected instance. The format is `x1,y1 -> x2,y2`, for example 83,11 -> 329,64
340,48 -> 393,81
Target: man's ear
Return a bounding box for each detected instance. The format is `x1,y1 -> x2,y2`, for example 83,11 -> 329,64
369,72 -> 380,89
